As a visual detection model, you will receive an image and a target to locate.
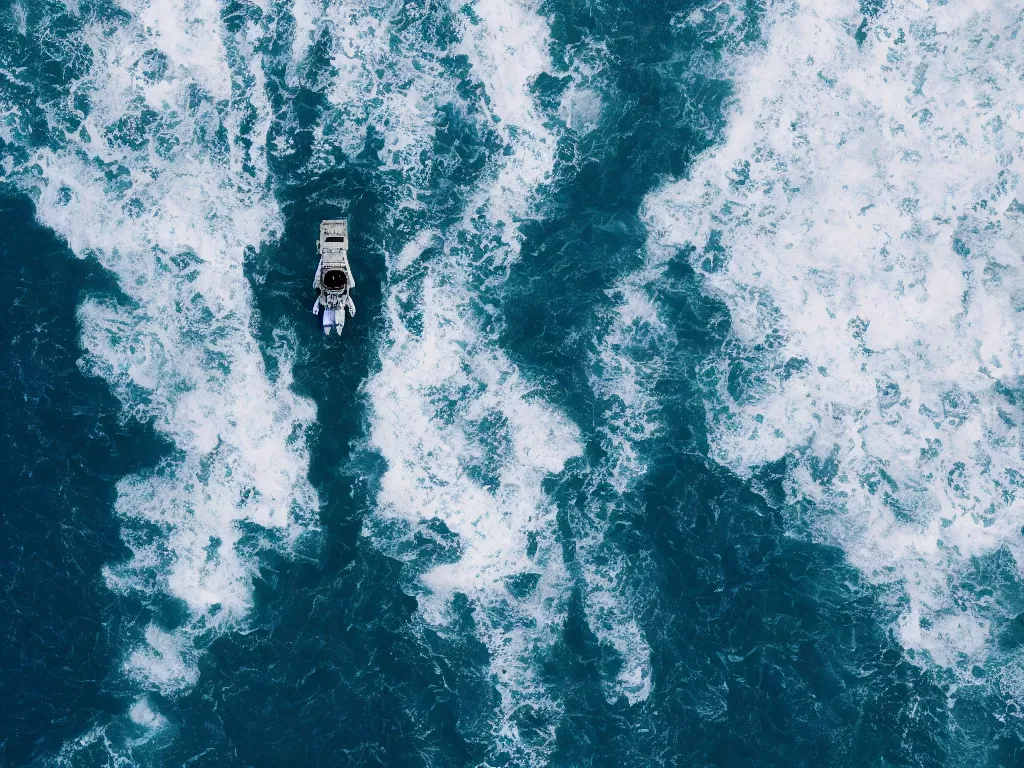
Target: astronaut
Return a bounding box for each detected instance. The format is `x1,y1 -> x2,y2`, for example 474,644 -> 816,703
312,266 -> 356,335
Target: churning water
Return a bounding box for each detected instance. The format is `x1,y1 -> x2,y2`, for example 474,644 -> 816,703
2,0 -> 1023,765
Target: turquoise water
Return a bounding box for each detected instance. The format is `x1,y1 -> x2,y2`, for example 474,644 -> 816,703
2,0 -> 1024,765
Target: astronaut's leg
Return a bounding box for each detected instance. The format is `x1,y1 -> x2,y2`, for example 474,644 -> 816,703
322,308 -> 335,334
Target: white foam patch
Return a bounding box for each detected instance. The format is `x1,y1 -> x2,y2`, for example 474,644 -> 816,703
52,726 -> 125,768
132,0 -> 232,100
370,254 -> 581,749
9,3 -> 27,37
358,0 -> 631,757
593,283 -> 667,499
289,0 -> 317,65
348,0 -> 650,744
646,0 -> 1024,675
54,700 -> 166,766
560,86 -> 602,136
453,0 -> 560,249
128,697 -> 167,730
580,279 -> 670,705
25,1 -> 318,695
295,0 -> 641,746
0,84 -> 20,154
366,1 -> 581,757
125,624 -> 201,696
294,0 -> 452,176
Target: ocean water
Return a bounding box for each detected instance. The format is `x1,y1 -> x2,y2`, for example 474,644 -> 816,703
2,0 -> 1024,765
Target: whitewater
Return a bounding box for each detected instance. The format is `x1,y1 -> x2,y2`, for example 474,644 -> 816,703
3,0 -> 1024,765
648,0 -> 1024,690
21,0 -> 320,714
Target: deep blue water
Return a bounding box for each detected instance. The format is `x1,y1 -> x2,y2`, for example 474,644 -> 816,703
3,0 -> 1024,766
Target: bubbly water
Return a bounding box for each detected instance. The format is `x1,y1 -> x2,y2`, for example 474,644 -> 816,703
2,0 -> 1023,765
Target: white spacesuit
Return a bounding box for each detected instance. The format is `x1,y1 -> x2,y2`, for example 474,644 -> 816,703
312,285 -> 356,335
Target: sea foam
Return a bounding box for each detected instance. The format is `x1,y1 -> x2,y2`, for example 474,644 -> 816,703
290,0 -> 452,178
582,278 -> 669,705
647,0 -> 1024,679
302,0 -> 665,755
25,0 -> 318,696
455,0 -> 656,715
360,1 -> 586,758
303,0 -> 609,755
